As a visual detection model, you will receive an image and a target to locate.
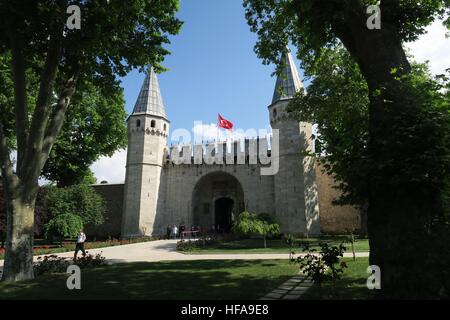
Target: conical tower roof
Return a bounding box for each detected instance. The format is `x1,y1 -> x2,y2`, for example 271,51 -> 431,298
131,66 -> 167,119
272,48 -> 304,103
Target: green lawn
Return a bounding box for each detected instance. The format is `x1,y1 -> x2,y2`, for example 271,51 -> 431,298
0,259 -> 298,300
301,257 -> 376,300
181,236 -> 369,254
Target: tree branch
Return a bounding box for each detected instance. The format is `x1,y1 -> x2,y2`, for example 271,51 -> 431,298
0,122 -> 18,189
20,21 -> 64,181
6,17 -> 29,175
36,64 -> 80,181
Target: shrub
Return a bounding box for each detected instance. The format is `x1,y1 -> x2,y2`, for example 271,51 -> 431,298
295,242 -> 348,285
176,237 -> 220,252
74,252 -> 107,267
232,211 -> 280,248
284,234 -> 296,261
34,252 -> 107,276
34,255 -> 71,276
44,213 -> 83,243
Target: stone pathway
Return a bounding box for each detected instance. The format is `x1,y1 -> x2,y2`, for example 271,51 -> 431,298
0,240 -> 369,268
260,272 -> 313,300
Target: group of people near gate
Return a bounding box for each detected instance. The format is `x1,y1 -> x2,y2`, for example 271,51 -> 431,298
166,224 -> 200,239
166,224 -> 228,239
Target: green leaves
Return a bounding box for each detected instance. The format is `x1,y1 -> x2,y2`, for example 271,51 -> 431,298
232,211 -> 280,239
46,184 -> 106,229
44,213 -> 83,241
1,0 -> 181,186
295,241 -> 347,285
288,45 -> 370,208
244,0 -> 449,67
42,80 -> 127,186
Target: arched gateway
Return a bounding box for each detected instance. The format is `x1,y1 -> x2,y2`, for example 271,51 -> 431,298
120,49 -> 322,238
192,172 -> 245,232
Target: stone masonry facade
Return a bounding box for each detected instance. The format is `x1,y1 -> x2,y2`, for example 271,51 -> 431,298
92,49 -> 361,238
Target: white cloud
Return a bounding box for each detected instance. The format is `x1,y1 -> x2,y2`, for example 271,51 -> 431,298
87,22 -> 449,184
405,19 -> 450,75
90,149 -> 127,184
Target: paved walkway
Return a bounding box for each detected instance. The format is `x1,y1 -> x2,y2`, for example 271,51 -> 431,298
0,239 -> 369,267
261,272 -> 313,300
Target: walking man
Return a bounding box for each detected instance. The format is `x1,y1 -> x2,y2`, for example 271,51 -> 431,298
74,229 -> 87,260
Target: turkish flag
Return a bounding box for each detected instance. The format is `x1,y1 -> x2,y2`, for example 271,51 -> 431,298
218,114 -> 233,130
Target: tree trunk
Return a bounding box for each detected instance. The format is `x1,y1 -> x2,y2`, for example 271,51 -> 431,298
358,205 -> 368,237
331,10 -> 450,298
1,183 -> 37,282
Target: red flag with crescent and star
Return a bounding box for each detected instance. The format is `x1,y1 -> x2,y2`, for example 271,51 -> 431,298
218,114 -> 233,130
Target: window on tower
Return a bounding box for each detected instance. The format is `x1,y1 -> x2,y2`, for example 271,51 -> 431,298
273,108 -> 277,118
164,123 -> 167,131
136,119 -> 141,127
151,120 -> 156,128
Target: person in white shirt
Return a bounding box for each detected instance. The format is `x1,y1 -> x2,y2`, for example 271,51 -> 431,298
74,229 -> 87,260
172,225 -> 178,239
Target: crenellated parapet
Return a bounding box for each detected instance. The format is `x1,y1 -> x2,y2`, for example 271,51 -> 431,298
166,136 -> 274,167
128,125 -> 170,138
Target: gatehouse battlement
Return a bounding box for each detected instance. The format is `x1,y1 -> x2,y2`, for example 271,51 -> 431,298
166,136 -> 275,167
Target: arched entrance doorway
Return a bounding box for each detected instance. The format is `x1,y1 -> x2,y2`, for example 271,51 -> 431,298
214,197 -> 234,233
192,171 -> 244,232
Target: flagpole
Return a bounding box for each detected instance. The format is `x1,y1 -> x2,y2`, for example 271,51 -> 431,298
217,114 -> 220,143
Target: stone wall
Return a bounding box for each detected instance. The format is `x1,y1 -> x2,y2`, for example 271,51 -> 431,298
88,183 -> 124,239
90,162 -> 362,238
160,162 -> 276,236
315,164 -> 361,234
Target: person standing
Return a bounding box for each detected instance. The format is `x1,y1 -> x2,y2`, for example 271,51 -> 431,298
166,225 -> 172,239
179,223 -> 185,239
74,229 -> 87,260
172,225 -> 178,239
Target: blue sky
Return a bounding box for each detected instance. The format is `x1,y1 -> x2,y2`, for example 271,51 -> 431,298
91,3 -> 450,183
119,0 -> 300,137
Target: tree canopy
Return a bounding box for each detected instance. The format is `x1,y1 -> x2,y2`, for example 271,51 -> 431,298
0,54 -> 127,186
289,44 -> 450,233
244,0 -> 450,298
42,80 -> 127,186
243,0 -> 449,73
0,0 -> 182,282
47,184 -> 106,229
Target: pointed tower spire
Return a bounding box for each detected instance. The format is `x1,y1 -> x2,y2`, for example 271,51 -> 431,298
272,47 -> 303,104
132,66 -> 167,119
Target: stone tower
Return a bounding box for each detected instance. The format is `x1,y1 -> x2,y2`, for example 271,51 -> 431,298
268,48 -> 321,236
122,67 -> 169,237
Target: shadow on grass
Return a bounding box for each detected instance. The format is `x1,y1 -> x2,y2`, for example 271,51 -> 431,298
300,257 -> 376,300
301,276 -> 376,300
0,260 -> 297,300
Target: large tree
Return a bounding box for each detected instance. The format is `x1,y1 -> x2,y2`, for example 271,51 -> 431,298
41,80 -> 127,186
244,0 -> 450,298
0,53 -> 127,187
290,45 -> 370,234
289,44 -> 450,236
0,0 -> 182,282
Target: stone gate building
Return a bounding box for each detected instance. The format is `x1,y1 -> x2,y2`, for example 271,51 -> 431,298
90,49 -> 361,239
